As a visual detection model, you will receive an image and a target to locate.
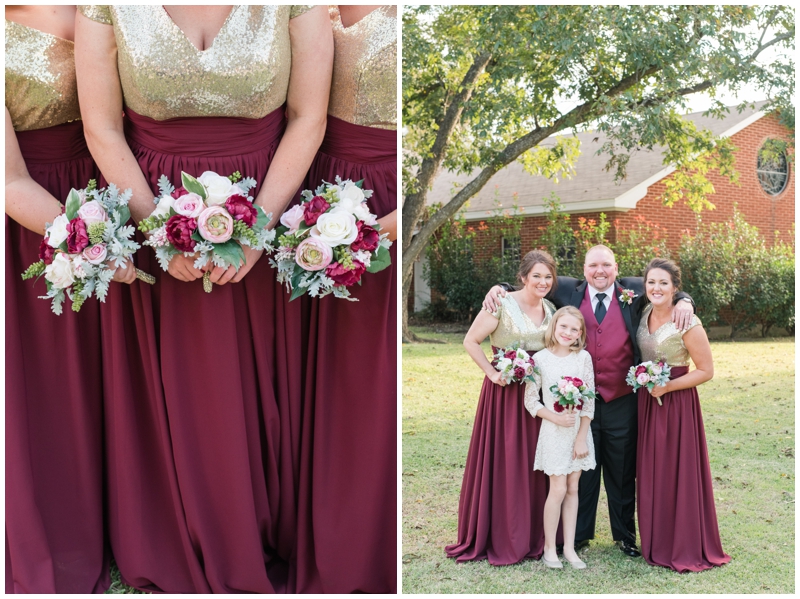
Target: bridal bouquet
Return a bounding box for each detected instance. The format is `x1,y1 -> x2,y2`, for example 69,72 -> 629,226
21,180 -> 147,314
138,171 -> 275,292
270,177 -> 392,301
492,346 -> 538,384
550,376 -> 596,413
626,360 -> 671,405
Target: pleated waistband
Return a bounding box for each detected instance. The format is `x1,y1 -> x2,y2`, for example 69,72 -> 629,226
318,116 -> 396,164
123,106 -> 286,157
15,121 -> 91,164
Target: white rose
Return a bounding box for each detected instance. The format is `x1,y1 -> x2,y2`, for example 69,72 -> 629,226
311,211 -> 358,246
77,200 -> 108,225
46,214 -> 71,248
352,201 -> 377,226
198,171 -> 236,205
338,180 -> 365,205
44,252 -> 75,289
152,194 -> 175,218
564,383 -> 578,395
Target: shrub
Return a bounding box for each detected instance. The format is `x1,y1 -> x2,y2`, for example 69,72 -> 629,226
613,216 -> 671,277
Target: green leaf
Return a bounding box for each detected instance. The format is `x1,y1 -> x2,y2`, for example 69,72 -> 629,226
366,245 -> 392,273
354,179 -> 364,188
64,189 -> 82,220
181,171 -> 207,200
255,205 -> 270,231
290,266 -> 305,290
212,240 -> 245,269
191,231 -> 204,243
289,283 -> 306,302
117,205 -> 131,225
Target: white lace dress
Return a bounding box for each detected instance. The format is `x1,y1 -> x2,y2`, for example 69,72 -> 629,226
524,349 -> 597,475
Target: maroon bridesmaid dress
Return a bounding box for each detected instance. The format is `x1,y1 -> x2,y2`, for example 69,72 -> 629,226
78,5 -> 315,593
445,297 -> 554,566
5,20 -> 109,593
636,308 -> 730,572
293,6 -> 397,594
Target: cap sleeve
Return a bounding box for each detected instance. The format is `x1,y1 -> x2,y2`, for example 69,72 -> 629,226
78,5 -> 112,25
290,5 -> 316,19
679,314 -> 702,336
488,296 -> 505,320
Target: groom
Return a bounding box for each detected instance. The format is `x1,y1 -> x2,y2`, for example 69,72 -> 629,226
485,245 -> 694,557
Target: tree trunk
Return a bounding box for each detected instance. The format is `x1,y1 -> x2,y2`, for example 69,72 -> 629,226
401,265 -> 420,343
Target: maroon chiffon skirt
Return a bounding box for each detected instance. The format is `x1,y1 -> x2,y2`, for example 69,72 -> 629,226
5,122 -> 110,593
294,117 -> 397,593
445,372 -> 548,565
637,366 -> 730,572
100,107 -> 305,593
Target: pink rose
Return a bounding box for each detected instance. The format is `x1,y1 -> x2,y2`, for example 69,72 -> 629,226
225,194 -> 257,227
636,372 -> 651,385
173,193 -> 205,218
197,206 -> 234,243
650,364 -> 663,375
294,237 -> 333,271
325,260 -> 366,287
280,204 -> 305,233
76,200 -> 108,225
171,186 -> 190,199
558,379 -> 568,390
66,218 -> 90,253
82,243 -> 108,265
39,238 -> 55,265
303,196 -> 330,226
165,215 -> 197,252
350,221 -> 380,253
571,377 -> 584,387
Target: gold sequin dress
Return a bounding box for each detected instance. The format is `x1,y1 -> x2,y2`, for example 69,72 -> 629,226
635,304 -> 730,571
294,6 -> 398,593
5,18 -> 109,594
76,5 -> 317,594
445,296 -> 555,565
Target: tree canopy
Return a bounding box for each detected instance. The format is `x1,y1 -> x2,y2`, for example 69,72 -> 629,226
401,4 -> 794,341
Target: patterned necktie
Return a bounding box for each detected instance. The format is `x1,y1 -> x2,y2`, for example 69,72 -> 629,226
595,293 -> 607,324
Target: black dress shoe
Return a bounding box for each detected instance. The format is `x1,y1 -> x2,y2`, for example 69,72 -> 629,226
575,539 -> 590,551
618,539 -> 641,557
556,544 -> 563,555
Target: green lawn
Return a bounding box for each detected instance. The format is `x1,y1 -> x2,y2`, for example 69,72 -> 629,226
402,330 -> 795,594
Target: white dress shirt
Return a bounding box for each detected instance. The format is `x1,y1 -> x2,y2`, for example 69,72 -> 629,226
588,284 -> 613,313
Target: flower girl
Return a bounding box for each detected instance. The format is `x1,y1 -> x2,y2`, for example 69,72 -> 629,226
524,306 -> 597,569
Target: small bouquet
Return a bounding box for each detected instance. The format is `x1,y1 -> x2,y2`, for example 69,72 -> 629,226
21,180 -> 148,314
271,177 -> 392,301
138,170 -> 275,293
549,376 -> 596,414
626,360 -> 671,405
492,346 -> 538,384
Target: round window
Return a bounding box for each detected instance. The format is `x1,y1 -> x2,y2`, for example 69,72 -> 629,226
756,140 -> 790,196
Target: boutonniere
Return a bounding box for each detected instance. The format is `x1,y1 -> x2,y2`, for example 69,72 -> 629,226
618,289 -> 637,306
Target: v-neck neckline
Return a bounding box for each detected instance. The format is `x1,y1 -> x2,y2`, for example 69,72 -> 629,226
161,5 -> 237,53
645,305 -> 672,336
507,294 -> 547,329
337,6 -> 385,31
5,18 -> 74,45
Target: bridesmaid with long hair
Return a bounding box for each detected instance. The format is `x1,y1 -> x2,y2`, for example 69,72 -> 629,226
446,250 -> 557,565
75,5 -> 332,593
636,258 -> 730,572
294,5 -> 397,593
5,4 -> 135,593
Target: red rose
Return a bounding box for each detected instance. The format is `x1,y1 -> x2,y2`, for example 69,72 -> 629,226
504,350 -> 516,359
225,194 -> 257,227
66,218 -> 90,253
303,196 -> 330,226
325,260 -> 366,287
350,220 -> 380,253
572,377 -> 584,387
39,238 -> 56,264
635,365 -> 647,376
165,215 -> 198,253
171,186 -> 190,199
514,366 -> 526,380
553,403 -> 565,413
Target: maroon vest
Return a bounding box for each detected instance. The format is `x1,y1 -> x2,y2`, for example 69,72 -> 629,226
579,289 -> 634,402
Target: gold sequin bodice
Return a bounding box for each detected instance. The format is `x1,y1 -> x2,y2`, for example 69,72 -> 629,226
636,304 -> 702,367
78,5 -> 314,121
5,20 -> 81,131
328,5 -> 396,130
489,296 -> 555,352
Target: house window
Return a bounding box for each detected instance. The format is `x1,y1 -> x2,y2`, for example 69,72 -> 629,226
502,237 -> 521,265
756,140 -> 790,196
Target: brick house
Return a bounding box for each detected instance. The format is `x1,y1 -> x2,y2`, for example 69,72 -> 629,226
413,102 -> 794,312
